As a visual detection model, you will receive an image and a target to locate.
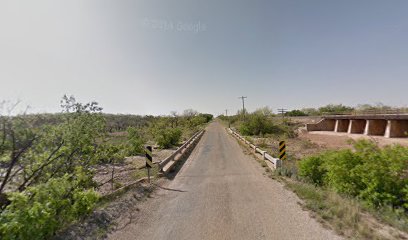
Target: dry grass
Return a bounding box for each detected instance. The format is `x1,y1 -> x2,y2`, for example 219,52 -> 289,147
133,167 -> 160,180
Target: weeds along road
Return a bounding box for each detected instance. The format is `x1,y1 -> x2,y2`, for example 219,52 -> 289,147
108,122 -> 342,240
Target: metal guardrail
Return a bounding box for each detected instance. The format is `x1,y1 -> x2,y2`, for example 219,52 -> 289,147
227,128 -> 281,168
158,130 -> 205,173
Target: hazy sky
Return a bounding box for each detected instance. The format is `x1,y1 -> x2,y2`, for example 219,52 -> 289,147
1,0 -> 407,115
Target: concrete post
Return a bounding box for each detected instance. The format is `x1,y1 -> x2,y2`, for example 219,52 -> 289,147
364,120 -> 370,135
347,120 -> 353,134
384,120 -> 391,138
334,120 -> 339,132
335,120 -> 350,132
385,120 -> 408,138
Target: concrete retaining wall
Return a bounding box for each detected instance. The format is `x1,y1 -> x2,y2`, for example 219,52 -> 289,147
306,119 -> 336,131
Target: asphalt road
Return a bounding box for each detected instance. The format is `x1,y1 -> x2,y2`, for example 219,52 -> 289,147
108,122 -> 342,240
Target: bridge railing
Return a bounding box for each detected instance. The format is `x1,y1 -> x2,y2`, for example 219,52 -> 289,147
352,109 -> 408,115
227,128 -> 281,168
158,130 -> 205,174
321,109 -> 408,116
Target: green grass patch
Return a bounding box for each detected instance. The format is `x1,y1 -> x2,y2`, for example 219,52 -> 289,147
133,167 -> 159,180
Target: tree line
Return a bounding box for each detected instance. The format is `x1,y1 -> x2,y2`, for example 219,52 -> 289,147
0,96 -> 212,239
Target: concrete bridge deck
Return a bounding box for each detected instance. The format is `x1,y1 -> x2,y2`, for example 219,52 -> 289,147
307,114 -> 408,138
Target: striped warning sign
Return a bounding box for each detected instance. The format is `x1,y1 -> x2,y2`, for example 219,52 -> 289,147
145,146 -> 154,168
279,141 -> 286,160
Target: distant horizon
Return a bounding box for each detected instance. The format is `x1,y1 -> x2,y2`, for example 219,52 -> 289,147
2,96 -> 406,117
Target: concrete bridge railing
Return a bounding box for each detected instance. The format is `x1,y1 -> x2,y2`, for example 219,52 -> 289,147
227,128 -> 281,168
158,130 -> 205,174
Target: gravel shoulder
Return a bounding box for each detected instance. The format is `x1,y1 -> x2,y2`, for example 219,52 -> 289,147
107,122 -> 342,240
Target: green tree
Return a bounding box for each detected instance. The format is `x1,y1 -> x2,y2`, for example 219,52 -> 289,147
298,155 -> 327,186
239,108 -> 283,136
154,128 -> 182,148
0,95 -> 113,238
318,104 -> 354,115
286,109 -> 308,116
127,127 -> 145,155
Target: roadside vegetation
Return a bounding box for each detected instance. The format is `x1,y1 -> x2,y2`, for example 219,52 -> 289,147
219,107 -> 297,138
294,140 -> 408,236
298,140 -> 407,211
220,109 -> 408,239
0,96 -> 212,239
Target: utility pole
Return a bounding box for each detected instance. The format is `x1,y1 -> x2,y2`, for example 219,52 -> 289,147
278,108 -> 288,122
238,96 -> 247,117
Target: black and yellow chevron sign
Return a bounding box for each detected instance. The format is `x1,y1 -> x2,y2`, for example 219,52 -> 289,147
279,141 -> 286,160
145,146 -> 154,168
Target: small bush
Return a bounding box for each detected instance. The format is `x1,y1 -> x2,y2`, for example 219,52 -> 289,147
154,128 -> 182,148
0,175 -> 99,239
127,127 -> 145,155
285,109 -> 308,116
297,140 -> 408,210
239,113 -> 282,136
323,150 -> 365,196
298,155 -> 327,186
